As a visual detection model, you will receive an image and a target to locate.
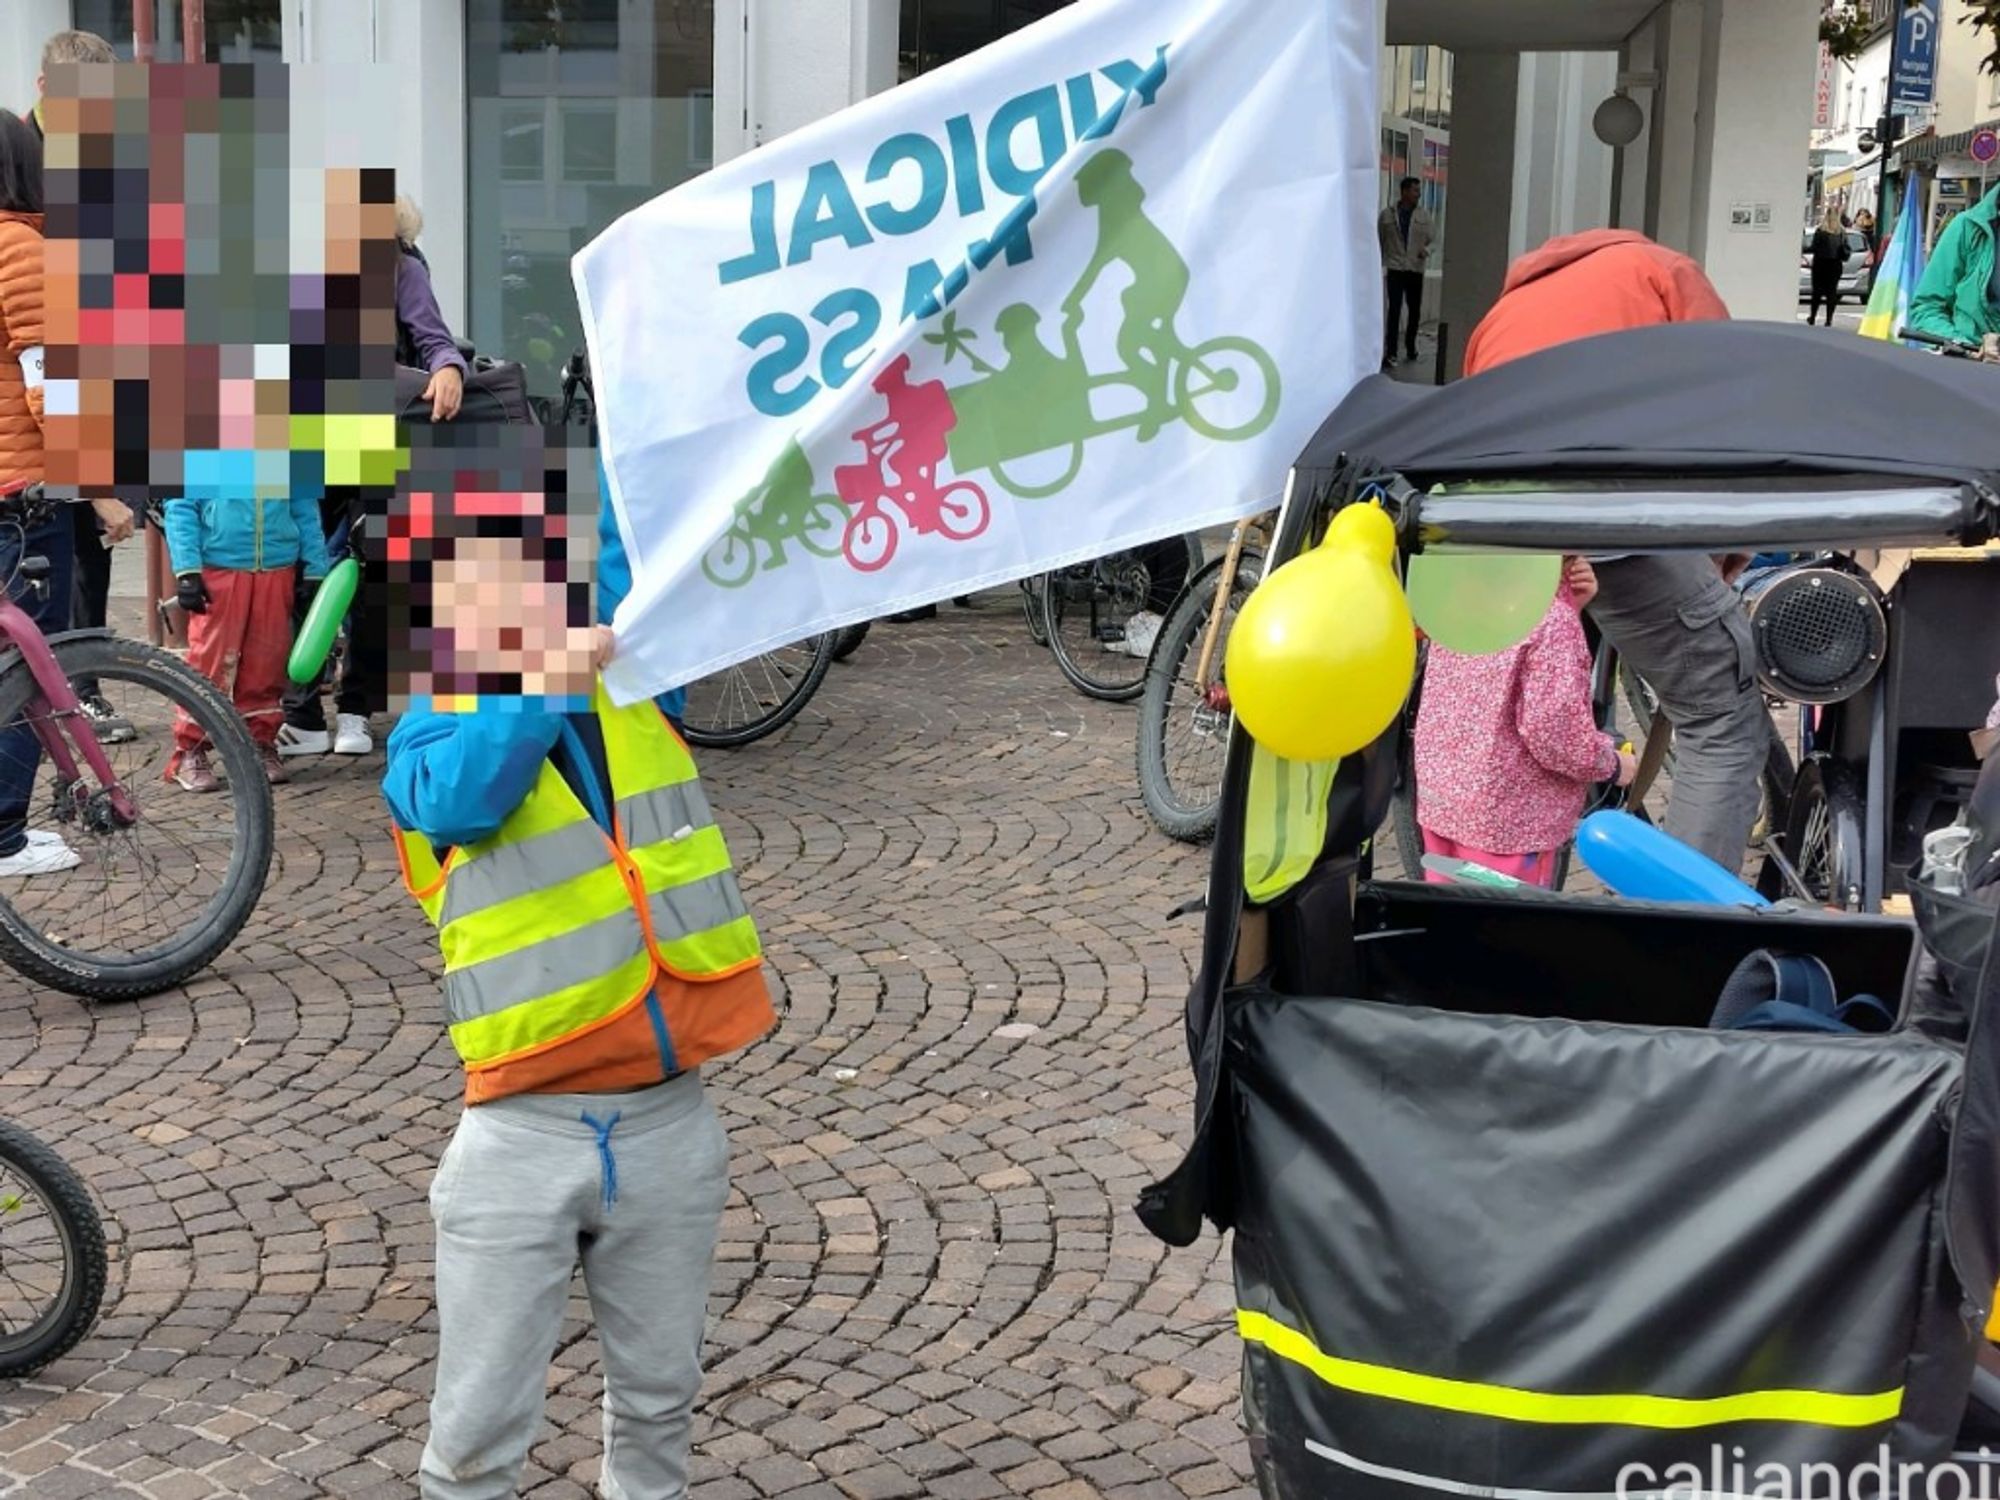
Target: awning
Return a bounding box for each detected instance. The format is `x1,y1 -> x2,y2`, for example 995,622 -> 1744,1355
1905,117 -> 1999,166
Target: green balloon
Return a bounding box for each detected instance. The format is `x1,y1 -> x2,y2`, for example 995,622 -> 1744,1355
1406,551 -> 1563,656
287,557 -> 361,686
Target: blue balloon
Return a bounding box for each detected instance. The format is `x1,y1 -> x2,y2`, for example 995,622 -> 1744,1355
1574,811 -> 1771,908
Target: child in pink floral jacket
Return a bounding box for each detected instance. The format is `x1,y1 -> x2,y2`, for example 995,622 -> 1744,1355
1413,557 -> 1638,886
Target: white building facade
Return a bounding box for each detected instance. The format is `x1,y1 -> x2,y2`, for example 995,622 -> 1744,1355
2,0 -> 1815,392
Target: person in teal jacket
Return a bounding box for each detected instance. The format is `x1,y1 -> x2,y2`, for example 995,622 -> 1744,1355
1908,182 -> 2000,349
162,448 -> 332,791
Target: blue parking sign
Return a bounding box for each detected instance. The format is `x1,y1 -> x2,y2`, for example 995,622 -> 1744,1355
1893,0 -> 1938,111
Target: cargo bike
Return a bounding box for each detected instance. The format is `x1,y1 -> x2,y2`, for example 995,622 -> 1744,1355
1137,323 -> 2000,1497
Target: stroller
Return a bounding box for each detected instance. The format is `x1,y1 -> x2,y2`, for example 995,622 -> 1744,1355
1138,322 -> 2000,1495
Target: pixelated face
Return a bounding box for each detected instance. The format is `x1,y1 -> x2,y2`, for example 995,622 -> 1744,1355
38,62 -> 400,505
430,527 -> 592,697
383,429 -> 601,714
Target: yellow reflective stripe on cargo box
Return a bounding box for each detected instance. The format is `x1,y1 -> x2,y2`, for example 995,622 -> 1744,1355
1236,1310 -> 1902,1430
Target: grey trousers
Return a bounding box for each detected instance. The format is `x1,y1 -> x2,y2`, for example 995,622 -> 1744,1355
1587,554 -> 1771,874
421,1072 -> 728,1500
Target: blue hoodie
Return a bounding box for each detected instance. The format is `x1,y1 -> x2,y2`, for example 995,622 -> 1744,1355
162,448 -> 332,577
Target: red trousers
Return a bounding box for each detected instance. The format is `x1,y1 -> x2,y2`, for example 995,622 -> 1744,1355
173,567 -> 293,756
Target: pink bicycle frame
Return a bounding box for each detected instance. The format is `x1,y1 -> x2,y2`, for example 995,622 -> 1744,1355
0,573 -> 140,828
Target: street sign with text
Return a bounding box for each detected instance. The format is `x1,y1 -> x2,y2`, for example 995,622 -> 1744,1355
1893,0 -> 1939,110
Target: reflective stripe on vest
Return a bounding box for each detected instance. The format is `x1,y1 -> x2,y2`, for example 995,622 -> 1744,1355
393,686 -> 762,1072
1244,745 -> 1337,905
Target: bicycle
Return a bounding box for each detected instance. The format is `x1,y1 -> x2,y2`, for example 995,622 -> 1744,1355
1036,535 -> 1198,704
1135,514 -> 1269,841
560,354 -> 839,750
834,425 -> 989,574
0,482 -> 273,999
0,1116 -> 106,1377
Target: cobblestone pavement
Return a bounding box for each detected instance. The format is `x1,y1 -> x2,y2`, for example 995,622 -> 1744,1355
0,597 -> 1348,1500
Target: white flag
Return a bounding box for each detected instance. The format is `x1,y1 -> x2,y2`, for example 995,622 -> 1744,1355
575,0 -> 1379,704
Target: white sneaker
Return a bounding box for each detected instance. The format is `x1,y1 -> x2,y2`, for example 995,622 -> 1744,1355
276,723 -> 331,758
0,838 -> 81,876
334,714 -> 374,756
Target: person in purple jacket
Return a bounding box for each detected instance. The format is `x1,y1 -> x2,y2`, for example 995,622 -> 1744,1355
282,185 -> 471,760
393,195 -> 467,423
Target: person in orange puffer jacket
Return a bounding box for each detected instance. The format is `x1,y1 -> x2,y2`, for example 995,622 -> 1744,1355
0,108 -> 134,875
1454,229 -> 1769,875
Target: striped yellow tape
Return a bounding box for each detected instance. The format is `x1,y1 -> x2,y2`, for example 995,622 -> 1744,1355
1237,1309 -> 1902,1430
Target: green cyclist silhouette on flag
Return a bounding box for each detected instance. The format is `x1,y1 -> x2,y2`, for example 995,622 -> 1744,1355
703,147 -> 1281,587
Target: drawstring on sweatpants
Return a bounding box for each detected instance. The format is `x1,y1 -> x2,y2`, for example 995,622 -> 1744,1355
581,1110 -> 623,1210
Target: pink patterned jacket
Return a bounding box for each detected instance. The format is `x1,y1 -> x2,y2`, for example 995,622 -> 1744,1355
1412,594 -> 1620,855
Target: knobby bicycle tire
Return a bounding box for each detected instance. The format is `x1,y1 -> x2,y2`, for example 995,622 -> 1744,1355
0,1118 -> 107,1378
0,636 -> 273,1000
1135,554 -> 1261,843
682,634 -> 837,750
829,624 -> 871,663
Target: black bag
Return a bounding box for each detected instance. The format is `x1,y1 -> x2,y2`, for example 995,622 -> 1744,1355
393,359 -> 532,425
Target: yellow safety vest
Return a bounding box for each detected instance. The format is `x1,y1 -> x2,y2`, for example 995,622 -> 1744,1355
1243,744 -> 1337,905
394,686 -> 763,1072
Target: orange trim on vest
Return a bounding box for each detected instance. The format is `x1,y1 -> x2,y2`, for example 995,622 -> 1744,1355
610,809 -> 766,987
460,970 -> 658,1076
392,820 -> 453,901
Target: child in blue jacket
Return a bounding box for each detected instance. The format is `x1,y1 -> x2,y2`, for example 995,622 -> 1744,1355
163,447 -> 330,790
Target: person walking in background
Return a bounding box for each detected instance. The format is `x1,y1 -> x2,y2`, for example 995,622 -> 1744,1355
0,108 -> 134,876
1461,230 -> 1766,874
1415,558 -> 1637,887
30,29 -> 135,744
1377,175 -> 1432,369
1807,206 -> 1851,326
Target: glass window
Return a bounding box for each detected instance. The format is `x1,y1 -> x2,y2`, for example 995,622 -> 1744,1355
71,0 -> 281,62
467,0 -> 716,395
900,0 -> 1077,79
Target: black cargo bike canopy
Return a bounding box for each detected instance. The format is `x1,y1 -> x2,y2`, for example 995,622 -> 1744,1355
1301,321 -> 2000,491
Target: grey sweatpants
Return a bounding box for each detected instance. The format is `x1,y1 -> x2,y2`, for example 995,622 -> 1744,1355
421,1072 -> 728,1500
1587,554 -> 1771,874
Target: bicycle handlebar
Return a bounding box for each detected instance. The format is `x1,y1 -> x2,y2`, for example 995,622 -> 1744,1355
1898,328 -> 1986,359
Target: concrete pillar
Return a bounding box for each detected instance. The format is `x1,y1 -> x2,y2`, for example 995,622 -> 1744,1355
1,0 -> 75,122
1512,54 -> 1614,257
1612,25 -> 1657,232
715,0 -> 901,163
1437,52 -> 1520,379
1647,0 -> 1707,255
1688,0 -> 1817,317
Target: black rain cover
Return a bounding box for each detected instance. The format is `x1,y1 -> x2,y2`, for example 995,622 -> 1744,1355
1299,322 -> 2000,489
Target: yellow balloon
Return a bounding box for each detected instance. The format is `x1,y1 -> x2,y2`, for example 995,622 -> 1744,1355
1323,500 -> 1398,563
1226,528 -> 1416,762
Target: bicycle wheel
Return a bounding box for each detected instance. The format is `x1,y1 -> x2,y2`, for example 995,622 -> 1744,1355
0,635 -> 273,1000
0,1118 -> 107,1378
682,634 -> 836,749
993,443 -> 1084,500
1178,336 -> 1281,442
1021,577 -> 1049,647
798,497 -> 849,560
1047,539 -> 1196,704
829,623 -> 871,662
1135,553 -> 1261,843
934,481 -> 990,542
701,528 -> 758,589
